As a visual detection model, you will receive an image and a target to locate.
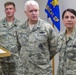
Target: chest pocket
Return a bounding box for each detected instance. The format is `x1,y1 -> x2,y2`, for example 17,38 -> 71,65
0,31 -> 17,46
66,40 -> 76,61
34,31 -> 48,43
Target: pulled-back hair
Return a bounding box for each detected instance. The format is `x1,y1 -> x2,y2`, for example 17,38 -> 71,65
62,8 -> 76,19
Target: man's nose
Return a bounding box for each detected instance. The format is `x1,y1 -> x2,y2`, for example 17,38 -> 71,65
32,11 -> 36,14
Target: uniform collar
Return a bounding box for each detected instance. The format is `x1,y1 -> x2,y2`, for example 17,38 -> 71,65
1,18 -> 19,27
64,27 -> 76,40
25,18 -> 42,29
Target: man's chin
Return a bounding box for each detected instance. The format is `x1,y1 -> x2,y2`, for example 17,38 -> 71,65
7,16 -> 13,18
32,19 -> 38,21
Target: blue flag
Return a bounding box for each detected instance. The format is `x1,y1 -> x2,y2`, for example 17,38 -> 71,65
45,0 -> 60,31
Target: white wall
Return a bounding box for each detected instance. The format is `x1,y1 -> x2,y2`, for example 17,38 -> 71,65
0,0 -> 76,75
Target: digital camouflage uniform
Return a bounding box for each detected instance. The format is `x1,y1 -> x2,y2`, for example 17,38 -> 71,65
57,27 -> 76,75
0,18 -> 22,75
17,18 -> 57,75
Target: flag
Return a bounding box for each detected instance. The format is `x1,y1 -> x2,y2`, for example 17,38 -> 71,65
45,0 -> 60,31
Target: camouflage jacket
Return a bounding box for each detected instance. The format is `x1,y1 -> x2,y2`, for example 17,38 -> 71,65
57,27 -> 76,75
0,18 -> 22,75
17,18 -> 57,75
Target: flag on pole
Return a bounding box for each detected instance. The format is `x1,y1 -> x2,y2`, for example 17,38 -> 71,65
45,0 -> 60,31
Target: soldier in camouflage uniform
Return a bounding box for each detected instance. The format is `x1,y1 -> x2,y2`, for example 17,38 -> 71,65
57,9 -> 76,75
17,0 -> 57,75
0,2 -> 22,75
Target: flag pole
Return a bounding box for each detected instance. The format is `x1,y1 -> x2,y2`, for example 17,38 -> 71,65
45,0 -> 60,74
52,24 -> 54,75
52,57 -> 54,75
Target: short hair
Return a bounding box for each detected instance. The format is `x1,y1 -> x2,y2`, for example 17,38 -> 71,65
24,0 -> 39,11
4,1 -> 15,8
62,8 -> 76,19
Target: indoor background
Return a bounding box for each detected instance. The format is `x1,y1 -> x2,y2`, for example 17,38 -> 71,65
0,0 -> 76,75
